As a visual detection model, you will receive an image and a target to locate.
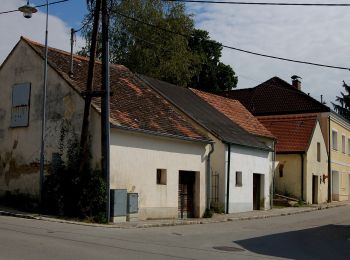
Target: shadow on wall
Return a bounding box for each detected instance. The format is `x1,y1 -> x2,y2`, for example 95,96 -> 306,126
235,225 -> 350,259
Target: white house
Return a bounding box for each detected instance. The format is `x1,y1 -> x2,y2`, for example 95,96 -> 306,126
141,76 -> 276,213
0,37 -> 211,220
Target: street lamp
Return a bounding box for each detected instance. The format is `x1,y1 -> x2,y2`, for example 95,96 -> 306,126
18,1 -> 37,19
19,0 -> 49,203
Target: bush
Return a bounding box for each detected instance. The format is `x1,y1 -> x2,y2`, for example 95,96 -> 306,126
42,137 -> 106,222
203,208 -> 213,218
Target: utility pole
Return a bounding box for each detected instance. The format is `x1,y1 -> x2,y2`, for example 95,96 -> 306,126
101,0 -> 111,223
79,0 -> 101,173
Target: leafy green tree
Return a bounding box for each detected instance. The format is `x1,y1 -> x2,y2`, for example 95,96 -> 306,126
333,81 -> 350,120
189,29 -> 237,91
80,0 -> 237,91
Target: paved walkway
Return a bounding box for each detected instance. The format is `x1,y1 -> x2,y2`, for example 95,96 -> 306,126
1,200 -> 349,229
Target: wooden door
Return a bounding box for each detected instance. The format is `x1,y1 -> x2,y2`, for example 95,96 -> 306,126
178,171 -> 195,218
312,176 -> 318,204
253,174 -> 261,210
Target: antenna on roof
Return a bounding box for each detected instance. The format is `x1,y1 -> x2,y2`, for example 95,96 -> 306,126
69,28 -> 75,77
320,95 -> 327,105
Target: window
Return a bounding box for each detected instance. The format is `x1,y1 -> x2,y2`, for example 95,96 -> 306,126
235,171 -> 242,187
11,83 -> 31,127
342,135 -> 346,153
348,138 -> 350,155
279,164 -> 284,177
156,169 -> 167,185
317,142 -> 321,162
332,130 -> 338,150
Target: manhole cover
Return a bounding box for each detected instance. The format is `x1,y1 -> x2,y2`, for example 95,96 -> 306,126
213,246 -> 245,252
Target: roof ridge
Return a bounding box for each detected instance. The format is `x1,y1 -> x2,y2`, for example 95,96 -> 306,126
21,36 -> 126,70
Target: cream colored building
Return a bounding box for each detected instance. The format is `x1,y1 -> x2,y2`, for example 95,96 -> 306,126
259,115 -> 328,204
319,112 -> 350,201
0,37 -> 210,220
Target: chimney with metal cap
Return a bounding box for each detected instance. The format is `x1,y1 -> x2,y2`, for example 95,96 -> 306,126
291,75 -> 302,90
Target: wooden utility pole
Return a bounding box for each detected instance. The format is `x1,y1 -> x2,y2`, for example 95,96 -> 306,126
101,0 -> 111,222
79,0 -> 102,172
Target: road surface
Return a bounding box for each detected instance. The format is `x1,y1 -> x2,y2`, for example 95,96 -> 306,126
0,205 -> 350,259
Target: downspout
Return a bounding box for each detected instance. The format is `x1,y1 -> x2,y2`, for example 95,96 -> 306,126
206,142 -> 215,209
300,153 -> 304,201
226,144 -> 231,214
328,115 -> 332,202
271,141 -> 276,208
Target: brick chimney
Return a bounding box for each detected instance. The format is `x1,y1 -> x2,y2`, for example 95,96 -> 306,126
291,75 -> 302,90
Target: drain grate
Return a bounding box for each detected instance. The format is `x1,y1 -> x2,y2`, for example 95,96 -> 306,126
213,246 -> 245,252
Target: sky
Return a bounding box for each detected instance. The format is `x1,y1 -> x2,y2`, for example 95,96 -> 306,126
1,0 -> 350,106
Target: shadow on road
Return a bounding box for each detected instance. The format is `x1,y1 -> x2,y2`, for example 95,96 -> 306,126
235,225 -> 350,259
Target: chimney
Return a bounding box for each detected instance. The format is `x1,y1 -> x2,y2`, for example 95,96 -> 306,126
291,75 -> 302,90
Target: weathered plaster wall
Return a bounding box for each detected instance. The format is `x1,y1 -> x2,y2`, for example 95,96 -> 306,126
109,128 -> 207,220
305,122 -> 328,204
0,40 -> 101,196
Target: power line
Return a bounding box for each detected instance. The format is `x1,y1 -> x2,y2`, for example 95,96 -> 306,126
0,0 -> 70,15
114,11 -> 350,71
163,0 -> 350,6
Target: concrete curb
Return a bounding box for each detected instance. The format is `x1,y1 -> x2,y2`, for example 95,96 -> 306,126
1,202 -> 349,229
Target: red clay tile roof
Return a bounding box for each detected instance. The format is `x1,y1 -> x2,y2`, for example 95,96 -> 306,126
22,37 -> 208,142
220,77 -> 330,116
191,89 -> 275,139
258,115 -> 318,153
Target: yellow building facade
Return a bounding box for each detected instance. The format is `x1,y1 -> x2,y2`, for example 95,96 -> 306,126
320,112 -> 350,201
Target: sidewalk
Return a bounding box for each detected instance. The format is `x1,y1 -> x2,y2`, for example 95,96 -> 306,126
1,200 -> 349,229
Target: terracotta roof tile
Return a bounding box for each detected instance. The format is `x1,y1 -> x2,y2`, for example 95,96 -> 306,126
258,115 -> 318,153
22,37 -> 208,142
220,77 -> 330,116
191,89 -> 275,139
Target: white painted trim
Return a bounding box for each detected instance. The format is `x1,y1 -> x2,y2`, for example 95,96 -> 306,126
331,159 -> 350,170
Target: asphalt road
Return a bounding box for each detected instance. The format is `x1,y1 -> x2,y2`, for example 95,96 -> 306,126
0,206 -> 350,260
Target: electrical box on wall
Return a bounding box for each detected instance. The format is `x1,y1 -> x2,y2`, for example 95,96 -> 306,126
110,189 -> 127,223
127,193 -> 139,222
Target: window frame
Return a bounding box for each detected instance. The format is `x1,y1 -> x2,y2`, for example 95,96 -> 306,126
235,171 -> 242,187
332,130 -> 338,150
156,169 -> 167,185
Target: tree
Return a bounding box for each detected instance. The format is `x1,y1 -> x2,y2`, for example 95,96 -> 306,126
80,0 -> 237,91
189,29 -> 237,92
333,81 -> 350,120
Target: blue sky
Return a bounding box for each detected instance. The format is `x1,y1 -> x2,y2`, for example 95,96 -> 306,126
30,0 -> 88,29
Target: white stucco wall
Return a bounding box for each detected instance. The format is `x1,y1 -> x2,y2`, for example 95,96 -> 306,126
109,128 -> 208,220
226,145 -> 272,213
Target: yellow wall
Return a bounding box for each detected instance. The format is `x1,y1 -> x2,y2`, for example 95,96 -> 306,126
275,122 -> 328,204
275,154 -> 302,199
318,113 -> 350,201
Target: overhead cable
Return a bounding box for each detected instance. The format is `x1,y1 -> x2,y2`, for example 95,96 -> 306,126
114,11 -> 350,71
163,0 -> 350,7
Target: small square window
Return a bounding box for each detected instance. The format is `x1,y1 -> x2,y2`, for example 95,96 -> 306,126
235,171 -> 242,187
156,169 -> 167,185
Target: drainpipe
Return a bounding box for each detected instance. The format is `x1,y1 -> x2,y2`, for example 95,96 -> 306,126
300,153 -> 304,201
226,144 -> 231,214
328,115 -> 332,202
271,141 -> 276,208
206,142 -> 215,210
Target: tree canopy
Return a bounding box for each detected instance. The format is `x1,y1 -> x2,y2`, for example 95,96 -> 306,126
80,0 -> 237,91
333,81 -> 350,120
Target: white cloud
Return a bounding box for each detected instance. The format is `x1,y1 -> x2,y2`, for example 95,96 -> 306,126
191,0 -> 350,105
0,0 -> 84,64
